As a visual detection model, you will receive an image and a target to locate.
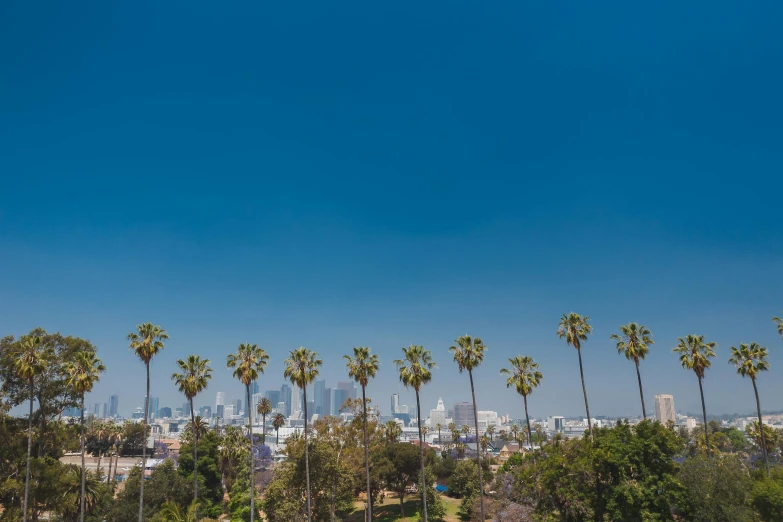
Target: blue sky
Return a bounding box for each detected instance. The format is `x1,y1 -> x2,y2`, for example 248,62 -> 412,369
1,1 -> 782,419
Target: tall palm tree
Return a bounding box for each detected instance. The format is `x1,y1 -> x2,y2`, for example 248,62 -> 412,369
509,424 -> 519,444
227,343 -> 269,522
107,426 -> 123,486
394,345 -> 436,522
64,350 -> 105,522
127,322 -> 168,522
557,313 -> 594,440
14,335 -> 46,522
449,335 -> 487,521
284,347 -> 322,522
673,334 -> 717,457
729,342 -> 771,475
272,413 -> 285,446
610,323 -> 653,420
486,424 -> 495,443
774,312 -> 783,340
436,423 -> 443,445
172,355 -> 212,502
256,397 -> 272,445
385,420 -> 402,444
500,355 -> 543,453
344,346 -> 380,520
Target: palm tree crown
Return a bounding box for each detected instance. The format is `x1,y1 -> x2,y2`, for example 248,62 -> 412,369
172,355 -> 212,401
394,345 -> 436,392
344,346 -> 380,388
611,323 -> 653,362
283,347 -> 322,389
673,334 -> 716,379
449,335 -> 486,373
226,343 -> 269,386
773,312 -> 783,339
500,356 -> 542,398
127,323 -> 169,364
729,342 -> 769,380
65,350 -> 105,395
557,313 -> 592,349
257,397 -> 272,418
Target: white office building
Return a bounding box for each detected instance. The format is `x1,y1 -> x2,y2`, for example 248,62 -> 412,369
654,394 -> 676,425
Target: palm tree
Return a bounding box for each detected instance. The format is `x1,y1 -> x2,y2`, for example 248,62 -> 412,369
272,413 -> 285,446
729,342 -> 771,475
509,424 -> 519,444
557,312 -> 594,440
385,420 -> 402,443
449,335 -> 487,521
226,343 -> 269,522
673,334 -> 717,457
64,350 -> 105,522
486,424 -> 495,443
394,345 -> 436,522
774,312 -> 783,340
172,355 -> 212,502
436,423 -> 443,445
284,347 -> 322,522
107,426 -> 123,486
14,335 -> 46,522
127,322 -> 168,522
344,346 -> 380,521
610,323 -> 653,420
479,435 -> 489,456
500,356 -> 543,453
256,397 -> 272,445
61,466 -> 102,521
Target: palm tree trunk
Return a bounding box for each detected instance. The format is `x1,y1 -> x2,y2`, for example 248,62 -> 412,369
138,362 -> 150,522
415,390 -> 428,522
247,384 -> 255,522
113,452 -> 119,485
191,397 -> 198,502
262,414 -> 266,446
80,395 -> 87,522
698,376 -> 710,458
752,377 -> 770,476
23,379 -> 34,522
468,370 -> 485,521
106,449 -> 112,487
276,427 -> 279,446
635,359 -> 647,420
576,348 -> 593,441
523,395 -> 533,453
303,385 -> 312,522
361,384 -> 372,520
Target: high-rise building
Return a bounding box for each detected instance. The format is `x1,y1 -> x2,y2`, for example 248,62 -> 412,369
332,388 -> 349,415
252,382 -> 260,395
109,395 -> 119,417
280,384 -> 292,416
391,393 -> 400,415
200,405 -> 211,418
291,385 -> 301,416
234,399 -> 242,417
265,390 -> 281,409
655,394 -> 676,425
548,416 -> 565,432
224,405 -> 235,418
148,397 -> 159,419
251,393 -> 263,419
453,402 -> 474,428
216,404 -> 225,419
322,388 -> 332,417
216,392 -> 225,408
158,407 -> 172,418
314,380 -> 326,415
429,398 -> 446,427
337,381 -> 355,400
182,402 -> 191,416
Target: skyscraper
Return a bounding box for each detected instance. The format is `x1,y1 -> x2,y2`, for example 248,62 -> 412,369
322,387 -> 332,417
337,381 -> 355,400
280,384 -> 292,416
454,402 -> 474,428
654,394 -> 676,425
332,388 -> 348,415
216,391 -> 225,408
429,398 -> 446,426
109,394 -> 119,417
291,385 -> 301,416
234,399 -> 242,417
265,389 -> 281,409
199,405 -> 211,418
314,380 -> 326,416
148,397 -> 159,419
391,393 -> 400,415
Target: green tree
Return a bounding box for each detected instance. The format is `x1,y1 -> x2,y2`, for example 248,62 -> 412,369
127,322 -> 169,522
679,454 -> 756,522
226,343 -> 269,522
379,442 -> 421,518
610,323 -> 653,420
283,347 -> 322,522
177,430 -> 223,518
500,356 -> 543,453
673,334 -> 716,457
751,467 -> 783,522
395,345 -> 436,521
13,335 -> 47,522
109,459 -> 191,522
64,350 -> 105,522
557,312 -> 594,440
272,413 -> 285,446
256,397 -> 272,445
172,354 -> 212,502
449,335 -> 487,521
729,342 -> 771,476
344,346 -> 380,521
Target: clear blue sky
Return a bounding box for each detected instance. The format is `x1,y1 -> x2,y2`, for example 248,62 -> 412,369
1,1 -> 781,419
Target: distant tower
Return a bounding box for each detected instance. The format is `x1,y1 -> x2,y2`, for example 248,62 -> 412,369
391,393 -> 400,415
654,394 -> 676,425
109,395 -> 119,417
